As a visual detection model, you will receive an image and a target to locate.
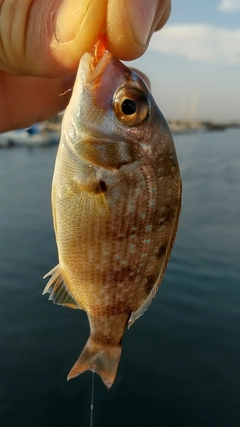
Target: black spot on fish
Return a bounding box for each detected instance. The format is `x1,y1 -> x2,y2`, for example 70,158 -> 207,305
94,180 -> 108,194
99,180 -> 107,192
156,245 -> 167,259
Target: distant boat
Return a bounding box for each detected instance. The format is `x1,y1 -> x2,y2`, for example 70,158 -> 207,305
0,123 -> 60,148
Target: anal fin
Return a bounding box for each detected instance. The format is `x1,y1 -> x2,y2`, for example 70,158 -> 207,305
43,264 -> 80,310
128,273 -> 161,328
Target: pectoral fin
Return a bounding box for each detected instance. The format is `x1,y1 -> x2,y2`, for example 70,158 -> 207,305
43,265 -> 80,309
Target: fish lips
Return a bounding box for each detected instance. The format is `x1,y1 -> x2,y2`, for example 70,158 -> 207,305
76,51 -> 113,90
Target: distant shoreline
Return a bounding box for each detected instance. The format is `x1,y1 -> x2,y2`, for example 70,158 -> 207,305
168,120 -> 240,134
46,114 -> 240,135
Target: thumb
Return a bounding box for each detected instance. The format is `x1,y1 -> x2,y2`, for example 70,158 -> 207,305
106,0 -> 171,60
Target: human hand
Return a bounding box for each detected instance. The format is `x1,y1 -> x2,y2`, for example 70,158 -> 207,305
0,0 -> 171,132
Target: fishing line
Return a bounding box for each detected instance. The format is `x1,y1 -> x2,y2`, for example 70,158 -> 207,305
90,371 -> 95,427
59,87 -> 73,96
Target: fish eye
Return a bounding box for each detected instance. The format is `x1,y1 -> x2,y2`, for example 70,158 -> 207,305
121,99 -> 137,115
113,86 -> 149,126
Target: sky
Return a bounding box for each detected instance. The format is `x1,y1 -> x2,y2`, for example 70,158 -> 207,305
128,0 -> 240,122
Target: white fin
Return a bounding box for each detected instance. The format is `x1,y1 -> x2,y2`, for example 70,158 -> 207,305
43,264 -> 80,310
128,276 -> 161,328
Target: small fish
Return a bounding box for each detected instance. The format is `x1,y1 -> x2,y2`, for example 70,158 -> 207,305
43,41 -> 181,388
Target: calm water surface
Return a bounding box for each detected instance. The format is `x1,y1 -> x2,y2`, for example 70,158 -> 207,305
0,129 -> 240,427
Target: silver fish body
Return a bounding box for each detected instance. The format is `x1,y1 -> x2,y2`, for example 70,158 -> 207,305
43,51 -> 181,388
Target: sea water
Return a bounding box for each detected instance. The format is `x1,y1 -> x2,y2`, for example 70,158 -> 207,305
0,128 -> 240,427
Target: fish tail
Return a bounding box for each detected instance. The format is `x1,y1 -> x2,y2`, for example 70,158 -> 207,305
67,337 -> 122,389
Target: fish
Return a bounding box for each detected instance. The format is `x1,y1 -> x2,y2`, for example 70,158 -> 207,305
43,40 -> 182,389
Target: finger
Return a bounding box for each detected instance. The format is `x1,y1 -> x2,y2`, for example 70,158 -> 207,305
54,0 -> 107,72
0,0 -> 107,77
0,0 -> 170,78
106,0 -> 171,60
0,72 -> 75,132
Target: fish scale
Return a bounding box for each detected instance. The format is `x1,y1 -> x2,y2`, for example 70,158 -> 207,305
43,48 -> 181,388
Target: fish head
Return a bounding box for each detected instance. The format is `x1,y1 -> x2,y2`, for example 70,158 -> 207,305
62,50 -> 169,154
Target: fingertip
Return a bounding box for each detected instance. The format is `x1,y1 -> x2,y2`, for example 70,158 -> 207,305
106,0 -> 171,61
106,0 -> 146,61
107,38 -> 147,62
155,2 -> 171,31
52,0 -> 107,70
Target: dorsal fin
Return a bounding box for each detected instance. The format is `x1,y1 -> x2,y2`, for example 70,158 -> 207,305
43,264 -> 80,310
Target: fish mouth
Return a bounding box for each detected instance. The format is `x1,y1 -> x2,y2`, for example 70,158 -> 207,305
81,50 -> 112,83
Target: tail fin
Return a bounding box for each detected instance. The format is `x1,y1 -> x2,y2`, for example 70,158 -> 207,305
67,337 -> 122,389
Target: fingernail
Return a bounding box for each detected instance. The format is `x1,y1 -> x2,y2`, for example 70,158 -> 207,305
126,0 -> 160,45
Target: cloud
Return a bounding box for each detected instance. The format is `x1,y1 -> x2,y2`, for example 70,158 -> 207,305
218,0 -> 240,12
149,24 -> 240,64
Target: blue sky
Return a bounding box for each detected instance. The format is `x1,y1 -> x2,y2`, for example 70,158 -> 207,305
129,0 -> 240,121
